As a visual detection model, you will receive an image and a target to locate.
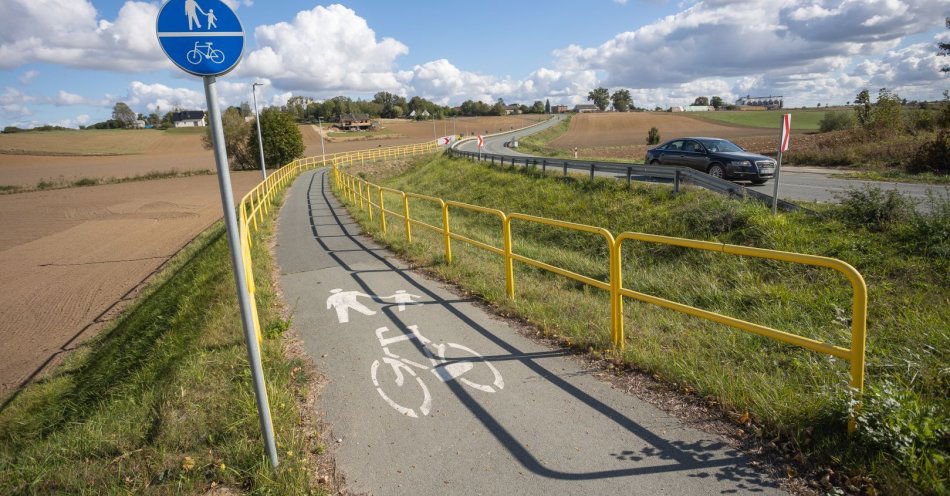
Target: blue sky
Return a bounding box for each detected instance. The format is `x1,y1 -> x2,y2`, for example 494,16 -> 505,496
1,0 -> 947,128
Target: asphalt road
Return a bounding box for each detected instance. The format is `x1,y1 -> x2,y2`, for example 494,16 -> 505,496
275,169 -> 785,495
457,116 -> 949,205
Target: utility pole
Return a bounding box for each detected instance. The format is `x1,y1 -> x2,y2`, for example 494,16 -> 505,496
251,83 -> 266,180
318,117 -> 327,167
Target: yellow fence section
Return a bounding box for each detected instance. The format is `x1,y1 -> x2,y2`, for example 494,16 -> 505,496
333,166 -> 868,431
236,141 -> 441,345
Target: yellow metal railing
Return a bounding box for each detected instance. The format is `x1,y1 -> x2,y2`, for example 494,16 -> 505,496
333,166 -> 869,431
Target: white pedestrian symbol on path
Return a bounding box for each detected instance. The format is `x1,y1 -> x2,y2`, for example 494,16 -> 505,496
185,0 -> 206,31
326,288 -> 376,324
386,290 -> 421,311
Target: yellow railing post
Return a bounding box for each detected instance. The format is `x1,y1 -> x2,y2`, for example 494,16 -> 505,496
358,179 -> 364,210
402,193 -> 412,243
610,239 -> 623,349
848,272 -> 868,433
503,217 -> 514,298
378,186 -> 387,234
442,201 -> 452,263
367,184 -> 374,223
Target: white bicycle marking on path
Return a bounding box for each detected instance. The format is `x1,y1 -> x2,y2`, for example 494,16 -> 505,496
370,325 -> 505,418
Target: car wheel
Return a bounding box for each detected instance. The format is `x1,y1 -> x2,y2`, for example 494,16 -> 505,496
708,164 -> 725,179
751,178 -> 768,185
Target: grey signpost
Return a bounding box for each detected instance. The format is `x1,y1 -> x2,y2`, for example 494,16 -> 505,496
157,0 -> 278,468
252,82 -> 267,180
318,118 -> 327,167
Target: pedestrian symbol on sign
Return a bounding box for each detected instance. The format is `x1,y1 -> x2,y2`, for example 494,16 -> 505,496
156,0 -> 245,77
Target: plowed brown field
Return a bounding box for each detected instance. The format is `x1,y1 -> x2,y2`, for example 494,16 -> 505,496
0,172 -> 260,397
549,112 -> 776,149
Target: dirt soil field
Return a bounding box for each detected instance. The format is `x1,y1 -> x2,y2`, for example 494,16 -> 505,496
549,112 -> 780,149
0,131 -> 212,187
0,172 -> 260,398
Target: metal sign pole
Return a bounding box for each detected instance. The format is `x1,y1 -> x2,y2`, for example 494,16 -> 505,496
252,83 -> 267,180
771,148 -> 783,214
318,118 -> 327,167
203,75 -> 279,468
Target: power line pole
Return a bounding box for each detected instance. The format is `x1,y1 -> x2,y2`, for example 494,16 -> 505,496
251,83 -> 266,180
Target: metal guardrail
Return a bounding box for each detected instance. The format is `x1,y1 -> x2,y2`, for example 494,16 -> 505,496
447,147 -> 804,213
334,165 -> 867,431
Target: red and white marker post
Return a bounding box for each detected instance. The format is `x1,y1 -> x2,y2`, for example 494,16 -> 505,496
772,113 -> 791,214
477,134 -> 484,160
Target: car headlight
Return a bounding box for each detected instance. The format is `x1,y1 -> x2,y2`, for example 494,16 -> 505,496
728,160 -> 751,167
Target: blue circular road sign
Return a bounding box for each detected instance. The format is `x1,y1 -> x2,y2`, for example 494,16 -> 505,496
156,0 -> 245,77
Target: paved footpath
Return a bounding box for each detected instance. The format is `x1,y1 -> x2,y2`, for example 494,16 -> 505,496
276,169 -> 785,495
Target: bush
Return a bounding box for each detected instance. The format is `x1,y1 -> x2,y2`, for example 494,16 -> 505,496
841,382 -> 948,495
901,191 -> 950,258
907,131 -> 950,174
203,107 -> 254,170
647,126 -> 660,145
835,186 -> 915,231
818,112 -> 853,133
905,108 -> 936,133
249,108 -> 305,169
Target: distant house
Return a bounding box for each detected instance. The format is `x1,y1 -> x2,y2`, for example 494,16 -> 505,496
669,106 -> 684,112
683,105 -> 712,112
573,104 -> 599,113
736,95 -> 784,109
132,119 -> 147,129
503,104 -> 521,115
339,113 -> 372,130
551,105 -> 569,114
171,111 -> 206,127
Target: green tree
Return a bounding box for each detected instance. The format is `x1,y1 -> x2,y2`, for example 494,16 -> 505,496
492,98 -> 506,116
710,96 -> 723,110
240,101 -> 252,117
529,101 -> 545,114
111,102 -> 136,128
249,108 -> 305,169
587,87 -> 610,111
202,107 -> 253,169
868,88 -> 903,136
692,96 -> 709,106
854,89 -> 872,126
940,17 -> 949,72
147,113 -> 160,128
544,99 -> 551,114
610,89 -> 632,112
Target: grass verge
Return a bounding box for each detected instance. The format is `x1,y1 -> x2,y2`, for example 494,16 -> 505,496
343,154 -> 948,495
0,188 -> 324,494
2,169 -> 216,195
830,170 -> 950,184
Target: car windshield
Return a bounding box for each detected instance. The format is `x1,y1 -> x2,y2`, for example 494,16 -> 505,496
698,139 -> 743,153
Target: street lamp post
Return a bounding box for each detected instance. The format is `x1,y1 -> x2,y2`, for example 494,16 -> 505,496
318,118 -> 327,167
251,83 -> 266,180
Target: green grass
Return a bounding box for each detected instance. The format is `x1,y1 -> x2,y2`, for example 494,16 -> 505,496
328,129 -> 396,139
342,154 -> 948,494
162,127 -> 207,135
0,188 -> 324,494
689,110 -> 828,130
831,170 -> 950,184
1,169 -> 216,195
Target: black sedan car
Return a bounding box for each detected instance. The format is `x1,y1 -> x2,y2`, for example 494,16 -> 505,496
644,137 -> 776,184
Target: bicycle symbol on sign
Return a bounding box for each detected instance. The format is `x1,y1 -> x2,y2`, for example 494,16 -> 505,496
371,325 -> 505,418
186,41 -> 225,65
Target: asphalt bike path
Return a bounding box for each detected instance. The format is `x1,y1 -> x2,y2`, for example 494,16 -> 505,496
276,169 -> 785,495
458,116 -> 948,205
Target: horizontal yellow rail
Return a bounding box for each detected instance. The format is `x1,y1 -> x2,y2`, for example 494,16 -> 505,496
334,164 -> 869,431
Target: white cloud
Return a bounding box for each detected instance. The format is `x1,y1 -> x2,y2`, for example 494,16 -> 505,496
1,87 -> 34,123
18,70 -> 39,84
50,90 -> 110,107
76,114 -> 91,126
0,0 -> 167,71
550,0 -> 948,105
240,4 -> 409,93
